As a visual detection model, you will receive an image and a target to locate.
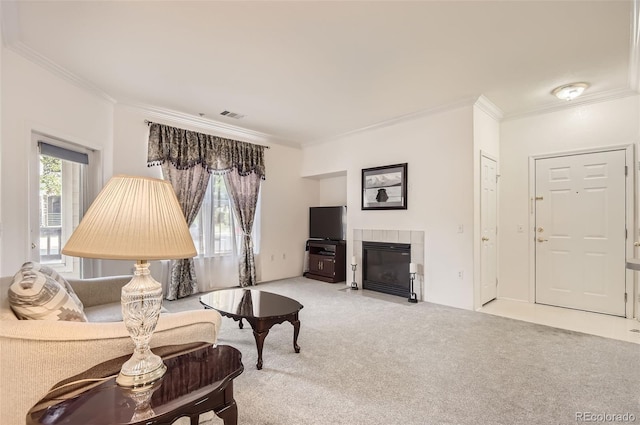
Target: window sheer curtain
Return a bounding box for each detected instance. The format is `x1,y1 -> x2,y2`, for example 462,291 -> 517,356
191,175 -> 262,292
148,123 -> 266,297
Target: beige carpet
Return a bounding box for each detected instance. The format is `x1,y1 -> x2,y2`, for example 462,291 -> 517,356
165,277 -> 640,425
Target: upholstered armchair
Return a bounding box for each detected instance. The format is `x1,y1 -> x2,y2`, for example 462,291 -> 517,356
0,275 -> 221,425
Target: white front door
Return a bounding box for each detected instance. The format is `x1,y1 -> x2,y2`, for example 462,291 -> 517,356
480,155 -> 498,305
535,150 -> 626,316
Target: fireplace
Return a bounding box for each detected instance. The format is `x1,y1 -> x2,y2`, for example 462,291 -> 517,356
362,241 -> 411,297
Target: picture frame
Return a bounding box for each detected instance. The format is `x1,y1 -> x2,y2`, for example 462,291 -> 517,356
361,163 -> 408,210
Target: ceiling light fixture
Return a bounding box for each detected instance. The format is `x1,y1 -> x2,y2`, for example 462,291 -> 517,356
551,82 -> 589,101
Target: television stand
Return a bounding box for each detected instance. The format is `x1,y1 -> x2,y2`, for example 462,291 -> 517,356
306,240 -> 346,283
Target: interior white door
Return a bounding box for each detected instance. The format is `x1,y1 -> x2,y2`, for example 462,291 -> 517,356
480,155 -> 498,305
535,150 -> 626,316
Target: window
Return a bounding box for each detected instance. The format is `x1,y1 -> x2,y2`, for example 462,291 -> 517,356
190,174 -> 260,257
37,139 -> 91,278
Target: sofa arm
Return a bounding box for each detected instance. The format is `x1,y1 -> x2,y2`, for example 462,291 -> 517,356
0,309 -> 222,425
0,309 -> 221,342
68,275 -> 132,308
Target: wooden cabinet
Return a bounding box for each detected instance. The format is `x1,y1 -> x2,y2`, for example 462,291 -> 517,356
305,240 -> 346,283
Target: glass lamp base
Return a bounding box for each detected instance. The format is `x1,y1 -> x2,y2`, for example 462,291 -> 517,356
123,379 -> 162,420
116,361 -> 167,387
117,260 -> 166,387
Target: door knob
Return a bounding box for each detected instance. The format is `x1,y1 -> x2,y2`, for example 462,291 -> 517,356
537,237 -> 548,243
481,236 -> 489,242
537,227 -> 544,233
31,243 -> 36,249
635,242 -> 640,247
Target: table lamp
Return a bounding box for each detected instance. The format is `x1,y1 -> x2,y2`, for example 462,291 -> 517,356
62,175 -> 196,387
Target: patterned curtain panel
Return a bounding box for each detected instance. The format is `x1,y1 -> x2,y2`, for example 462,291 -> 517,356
224,171 -> 262,287
147,122 -> 266,293
161,163 -> 210,300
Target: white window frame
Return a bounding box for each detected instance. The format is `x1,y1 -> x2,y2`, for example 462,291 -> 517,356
190,174 -> 261,258
29,131 -> 101,278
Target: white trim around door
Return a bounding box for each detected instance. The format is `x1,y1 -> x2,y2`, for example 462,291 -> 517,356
527,144 -> 635,318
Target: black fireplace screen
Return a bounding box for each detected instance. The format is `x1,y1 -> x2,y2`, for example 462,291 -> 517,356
362,241 -> 411,297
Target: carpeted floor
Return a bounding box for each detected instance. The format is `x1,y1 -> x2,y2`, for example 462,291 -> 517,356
165,277 -> 640,425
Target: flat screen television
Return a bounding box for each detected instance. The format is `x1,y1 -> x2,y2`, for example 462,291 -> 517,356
309,206 -> 346,241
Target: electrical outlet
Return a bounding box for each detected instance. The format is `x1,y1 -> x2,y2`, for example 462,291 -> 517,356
270,254 -> 275,262
457,224 -> 464,233
517,224 -> 524,233
282,253 -> 286,260
458,270 -> 464,279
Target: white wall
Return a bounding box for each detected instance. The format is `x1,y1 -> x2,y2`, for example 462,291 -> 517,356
260,146 -> 318,281
472,102 -> 500,308
473,110 -> 500,157
0,48 -> 114,274
302,105 -> 476,310
499,95 -> 640,302
94,105 -> 161,277
112,105 -> 162,179
318,175 -> 347,206
103,104 -> 317,283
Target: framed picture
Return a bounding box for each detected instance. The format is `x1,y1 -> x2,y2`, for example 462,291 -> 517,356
361,163 -> 408,210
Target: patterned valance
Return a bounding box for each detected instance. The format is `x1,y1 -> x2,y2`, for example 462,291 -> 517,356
147,123 -> 266,179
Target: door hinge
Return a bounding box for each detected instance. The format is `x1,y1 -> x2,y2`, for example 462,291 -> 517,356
625,293 -> 628,303
625,165 -> 628,176
626,228 -> 628,239
495,278 -> 498,286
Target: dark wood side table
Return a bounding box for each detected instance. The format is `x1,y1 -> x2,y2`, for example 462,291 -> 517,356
26,343 -> 243,425
200,289 -> 303,370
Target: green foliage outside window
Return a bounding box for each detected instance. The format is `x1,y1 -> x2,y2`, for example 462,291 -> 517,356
40,155 -> 62,197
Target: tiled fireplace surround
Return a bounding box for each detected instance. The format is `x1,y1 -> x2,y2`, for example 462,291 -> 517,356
352,229 -> 425,301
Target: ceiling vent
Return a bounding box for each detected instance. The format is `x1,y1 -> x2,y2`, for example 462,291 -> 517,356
220,110 -> 245,119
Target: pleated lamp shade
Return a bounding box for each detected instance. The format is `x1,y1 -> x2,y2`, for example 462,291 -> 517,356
62,175 -> 196,260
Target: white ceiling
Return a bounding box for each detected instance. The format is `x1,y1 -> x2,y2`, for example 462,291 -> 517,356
2,1 -> 637,146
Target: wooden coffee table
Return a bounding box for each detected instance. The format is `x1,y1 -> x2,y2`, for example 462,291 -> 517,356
200,289 -> 303,370
26,343 -> 243,425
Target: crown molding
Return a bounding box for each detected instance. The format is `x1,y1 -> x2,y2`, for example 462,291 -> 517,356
305,96 -> 479,147
7,41 -> 117,103
305,84 -> 636,147
1,0 -> 115,102
502,87 -> 638,122
3,0 -> 638,146
474,95 -> 504,121
120,102 -> 300,148
4,35 -> 299,147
